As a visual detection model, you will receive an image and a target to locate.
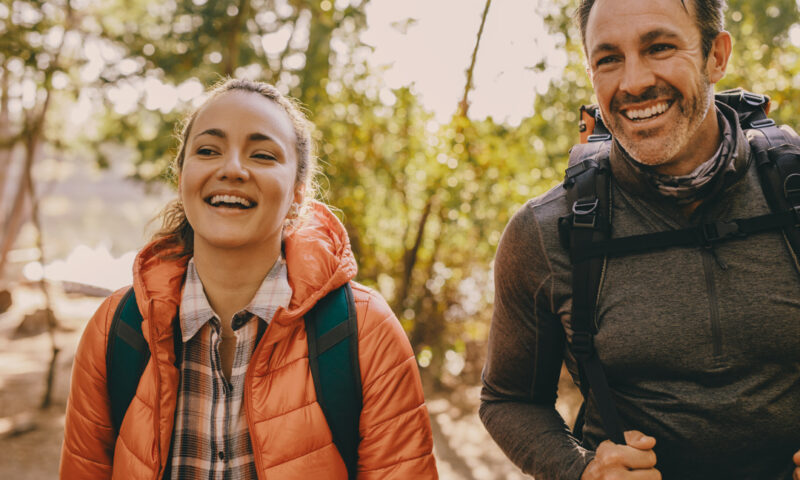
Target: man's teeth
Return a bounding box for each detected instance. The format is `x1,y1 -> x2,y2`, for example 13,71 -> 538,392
624,102 -> 669,120
209,194 -> 253,207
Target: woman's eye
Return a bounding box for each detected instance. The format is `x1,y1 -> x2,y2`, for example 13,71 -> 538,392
197,147 -> 217,156
252,153 -> 277,161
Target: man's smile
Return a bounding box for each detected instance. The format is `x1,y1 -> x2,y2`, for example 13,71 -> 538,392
620,100 -> 674,122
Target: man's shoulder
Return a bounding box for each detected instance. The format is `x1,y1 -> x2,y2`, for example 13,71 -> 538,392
499,181 -> 570,258
510,182 -> 570,230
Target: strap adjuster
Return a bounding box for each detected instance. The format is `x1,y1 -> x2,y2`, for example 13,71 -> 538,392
587,133 -> 612,143
571,331 -> 594,359
572,198 -> 599,228
750,118 -> 776,129
701,221 -> 741,245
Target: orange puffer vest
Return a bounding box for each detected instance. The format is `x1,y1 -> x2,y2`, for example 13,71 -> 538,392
59,202 -> 438,479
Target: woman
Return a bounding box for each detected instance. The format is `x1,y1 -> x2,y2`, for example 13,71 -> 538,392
60,79 -> 438,479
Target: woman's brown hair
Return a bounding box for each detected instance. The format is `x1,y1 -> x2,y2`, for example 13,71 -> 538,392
151,78 -> 317,258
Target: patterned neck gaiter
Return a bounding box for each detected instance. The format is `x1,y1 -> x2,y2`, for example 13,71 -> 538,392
621,109 -> 737,205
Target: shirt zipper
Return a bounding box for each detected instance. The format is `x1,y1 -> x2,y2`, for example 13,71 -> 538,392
701,249 -> 723,358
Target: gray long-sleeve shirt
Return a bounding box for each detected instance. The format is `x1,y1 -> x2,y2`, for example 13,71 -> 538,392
481,103 -> 800,480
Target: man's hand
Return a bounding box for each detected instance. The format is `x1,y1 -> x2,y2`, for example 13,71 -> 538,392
792,449 -> 800,480
581,430 -> 660,480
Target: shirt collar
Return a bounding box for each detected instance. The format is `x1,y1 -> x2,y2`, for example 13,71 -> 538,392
179,256 -> 293,342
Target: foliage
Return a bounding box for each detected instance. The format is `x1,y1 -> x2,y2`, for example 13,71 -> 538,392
2,0 -> 799,385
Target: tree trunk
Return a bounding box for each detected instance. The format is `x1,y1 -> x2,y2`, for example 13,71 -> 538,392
394,198 -> 434,312
0,170 -> 31,278
223,0 -> 250,76
0,64 -> 12,207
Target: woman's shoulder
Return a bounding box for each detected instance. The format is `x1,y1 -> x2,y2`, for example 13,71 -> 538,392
348,281 -> 409,349
349,281 -> 393,323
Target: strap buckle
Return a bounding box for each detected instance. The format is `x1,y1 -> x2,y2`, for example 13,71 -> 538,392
572,198 -> 599,228
742,91 -> 767,107
571,331 -> 594,360
701,221 -> 741,245
784,173 -> 800,201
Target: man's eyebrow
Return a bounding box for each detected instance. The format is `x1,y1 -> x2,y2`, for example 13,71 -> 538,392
194,128 -> 225,140
640,29 -> 681,45
590,29 -> 682,59
590,43 -> 618,59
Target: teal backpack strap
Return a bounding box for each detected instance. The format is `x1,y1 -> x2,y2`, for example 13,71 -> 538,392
305,282 -> 361,479
106,287 -> 150,433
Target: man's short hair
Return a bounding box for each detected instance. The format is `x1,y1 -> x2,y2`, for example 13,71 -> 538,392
576,0 -> 726,58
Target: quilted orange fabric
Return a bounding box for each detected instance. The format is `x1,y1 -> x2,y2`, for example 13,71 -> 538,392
60,202 -> 438,479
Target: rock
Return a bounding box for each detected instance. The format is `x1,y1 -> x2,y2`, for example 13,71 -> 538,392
0,412 -> 37,439
12,308 -> 56,339
0,290 -> 11,314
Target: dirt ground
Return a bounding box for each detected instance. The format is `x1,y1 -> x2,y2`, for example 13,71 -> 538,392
0,284 -> 580,479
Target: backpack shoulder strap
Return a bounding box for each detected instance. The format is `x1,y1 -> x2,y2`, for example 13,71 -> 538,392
740,100 -> 800,265
106,287 -> 150,433
305,282 -> 361,479
559,140 -> 626,445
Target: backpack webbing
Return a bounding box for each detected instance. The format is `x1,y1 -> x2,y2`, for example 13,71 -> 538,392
304,283 -> 362,479
107,287 -> 149,433
106,283 -> 362,478
558,89 -> 800,445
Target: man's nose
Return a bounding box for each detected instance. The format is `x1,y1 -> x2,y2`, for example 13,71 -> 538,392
619,56 -> 656,97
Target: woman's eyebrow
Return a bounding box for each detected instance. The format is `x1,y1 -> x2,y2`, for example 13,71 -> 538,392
248,132 -> 274,142
194,128 -> 226,140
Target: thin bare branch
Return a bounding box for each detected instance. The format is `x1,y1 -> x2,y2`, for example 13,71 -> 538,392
458,0 -> 492,118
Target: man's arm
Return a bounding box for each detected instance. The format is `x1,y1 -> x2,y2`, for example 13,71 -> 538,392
480,202 -> 593,479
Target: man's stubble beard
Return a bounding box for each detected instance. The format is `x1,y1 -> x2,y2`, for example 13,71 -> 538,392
605,72 -> 714,169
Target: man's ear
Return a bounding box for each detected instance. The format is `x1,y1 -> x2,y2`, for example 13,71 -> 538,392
707,31 -> 732,84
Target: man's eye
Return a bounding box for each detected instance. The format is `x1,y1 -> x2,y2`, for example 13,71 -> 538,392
650,44 -> 675,54
596,56 -> 618,66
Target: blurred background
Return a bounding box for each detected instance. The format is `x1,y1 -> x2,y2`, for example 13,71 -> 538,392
1,0 -> 798,478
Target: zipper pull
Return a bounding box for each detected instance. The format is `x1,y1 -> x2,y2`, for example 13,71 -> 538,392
709,246 -> 728,270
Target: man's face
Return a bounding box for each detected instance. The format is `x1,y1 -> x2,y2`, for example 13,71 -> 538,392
584,0 -> 726,175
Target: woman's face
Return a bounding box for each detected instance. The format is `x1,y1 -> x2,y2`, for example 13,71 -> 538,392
179,90 -> 302,255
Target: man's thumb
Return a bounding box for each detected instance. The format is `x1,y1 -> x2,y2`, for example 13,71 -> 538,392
623,430 -> 656,449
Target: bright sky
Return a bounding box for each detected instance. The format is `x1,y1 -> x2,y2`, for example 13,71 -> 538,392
362,0 -> 568,125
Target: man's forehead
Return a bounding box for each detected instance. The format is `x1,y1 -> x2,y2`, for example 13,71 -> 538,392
585,0 -> 695,47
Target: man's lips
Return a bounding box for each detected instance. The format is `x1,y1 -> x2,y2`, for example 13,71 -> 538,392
619,100 -> 674,122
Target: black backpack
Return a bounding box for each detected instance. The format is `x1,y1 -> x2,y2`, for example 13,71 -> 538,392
106,282 -> 362,478
557,89 -> 800,444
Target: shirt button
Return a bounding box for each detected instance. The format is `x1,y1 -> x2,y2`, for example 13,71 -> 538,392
218,451 -> 225,461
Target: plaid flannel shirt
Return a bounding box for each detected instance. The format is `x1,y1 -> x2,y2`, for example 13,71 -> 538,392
170,257 -> 292,480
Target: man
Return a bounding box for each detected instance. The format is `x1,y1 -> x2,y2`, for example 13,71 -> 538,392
480,1 -> 800,479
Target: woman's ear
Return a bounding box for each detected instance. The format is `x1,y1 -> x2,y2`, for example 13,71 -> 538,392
292,184 -> 305,207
